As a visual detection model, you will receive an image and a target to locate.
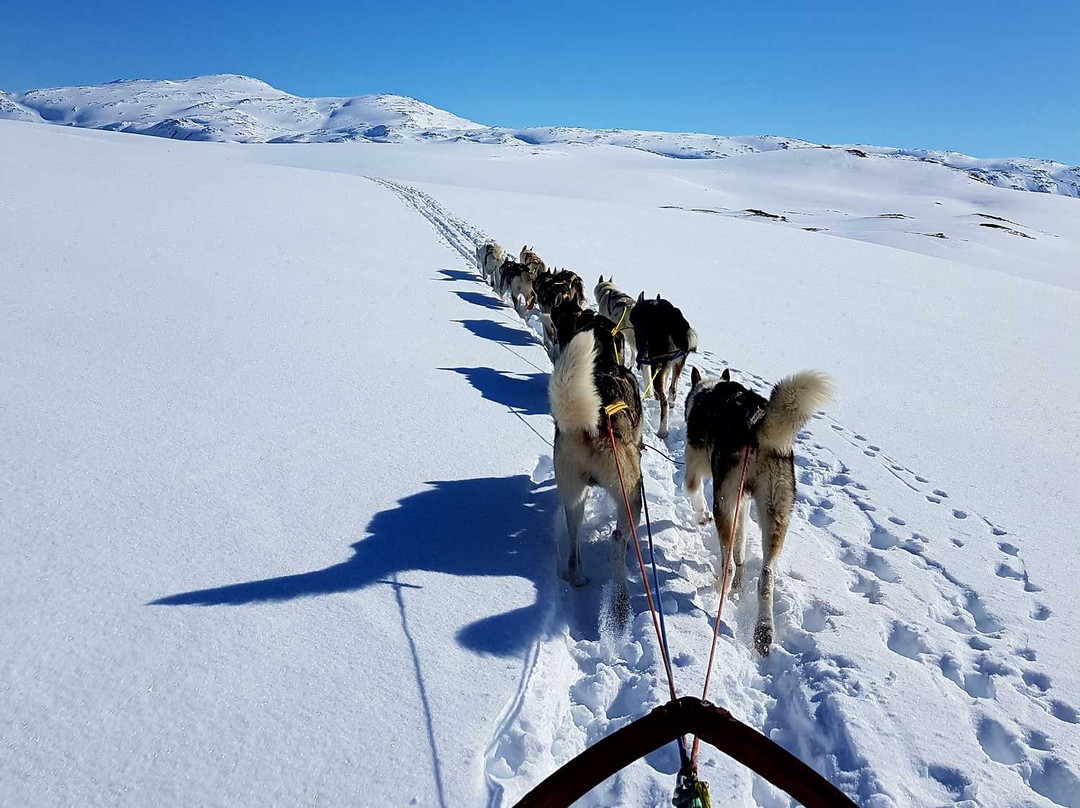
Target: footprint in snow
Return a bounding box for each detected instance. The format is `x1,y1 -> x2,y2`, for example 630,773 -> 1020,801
975,716 -> 1025,765
1049,700 -> 1079,724
1026,729 -> 1054,751
1022,670 -> 1051,692
887,622 -> 929,659
952,509 -> 968,519
996,562 -> 1025,581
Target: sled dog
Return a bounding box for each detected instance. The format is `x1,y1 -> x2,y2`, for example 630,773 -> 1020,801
495,260 -> 536,318
684,367 -> 834,654
629,293 -> 697,438
549,294 -> 624,366
535,269 -> 582,315
594,275 -> 636,368
476,241 -> 506,285
520,245 -> 547,274
549,330 -> 643,624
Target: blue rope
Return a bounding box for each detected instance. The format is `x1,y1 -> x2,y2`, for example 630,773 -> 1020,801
636,349 -> 686,369
640,475 -> 690,767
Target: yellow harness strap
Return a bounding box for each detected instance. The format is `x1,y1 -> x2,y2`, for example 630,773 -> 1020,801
611,307 -> 628,365
611,306 -> 628,335
642,364 -> 664,399
604,401 -> 629,417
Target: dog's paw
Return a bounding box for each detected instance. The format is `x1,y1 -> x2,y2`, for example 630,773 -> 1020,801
753,623 -> 774,656
731,567 -> 744,591
696,512 -> 713,526
657,427 -> 669,440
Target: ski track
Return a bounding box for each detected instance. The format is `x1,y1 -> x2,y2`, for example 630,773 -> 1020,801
370,178 -> 1078,808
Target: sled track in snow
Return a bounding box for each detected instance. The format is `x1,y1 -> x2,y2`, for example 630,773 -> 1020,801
371,177 -> 1078,808
366,176 -> 489,264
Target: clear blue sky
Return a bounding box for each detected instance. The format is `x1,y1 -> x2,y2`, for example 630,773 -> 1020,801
3,0 -> 1078,164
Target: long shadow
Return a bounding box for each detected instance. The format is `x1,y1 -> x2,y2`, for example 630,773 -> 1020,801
455,290 -> 508,311
456,319 -> 537,347
152,475 -> 556,656
437,269 -> 478,282
440,367 -> 549,416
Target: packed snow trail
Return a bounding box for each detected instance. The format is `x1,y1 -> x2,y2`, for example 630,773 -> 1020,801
372,177 -> 1079,807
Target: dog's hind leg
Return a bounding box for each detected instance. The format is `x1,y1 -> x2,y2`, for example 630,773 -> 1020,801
753,489 -> 790,655
712,483 -> 738,596
558,474 -> 589,587
731,497 -> 749,590
654,364 -> 671,438
668,354 -> 687,402
610,469 -> 642,626
684,445 -> 711,524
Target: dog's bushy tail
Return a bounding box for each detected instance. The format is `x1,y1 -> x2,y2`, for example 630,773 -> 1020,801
549,330 -> 600,436
686,327 -> 699,353
757,370 -> 834,451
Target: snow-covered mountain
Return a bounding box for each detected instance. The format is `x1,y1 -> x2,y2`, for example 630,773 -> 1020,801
3,74 -> 1078,197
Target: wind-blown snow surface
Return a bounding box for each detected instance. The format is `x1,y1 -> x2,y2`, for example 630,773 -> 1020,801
1,120 -> 1078,808
2,74 -> 1079,197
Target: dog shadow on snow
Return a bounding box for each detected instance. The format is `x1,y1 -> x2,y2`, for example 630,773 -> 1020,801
152,475 -> 557,656
440,366 -> 549,416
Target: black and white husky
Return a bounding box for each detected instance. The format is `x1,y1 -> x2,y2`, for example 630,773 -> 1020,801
594,275 -> 636,368
684,367 -> 834,654
548,294 -> 624,366
629,293 -> 698,439
549,330 -> 643,623
476,241 -> 506,285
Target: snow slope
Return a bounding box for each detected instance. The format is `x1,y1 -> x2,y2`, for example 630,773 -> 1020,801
1,120 -> 1078,808
2,74 -> 1078,197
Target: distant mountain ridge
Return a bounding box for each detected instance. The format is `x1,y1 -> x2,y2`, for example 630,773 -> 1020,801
3,74 -> 1077,198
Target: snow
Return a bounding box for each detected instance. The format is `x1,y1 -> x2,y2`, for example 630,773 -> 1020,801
1,115 -> 1078,808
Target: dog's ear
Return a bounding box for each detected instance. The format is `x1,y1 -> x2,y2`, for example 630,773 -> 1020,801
691,366 -> 702,388
598,274 -> 603,284
656,293 -> 661,301
721,368 -> 731,382
637,291 -> 645,303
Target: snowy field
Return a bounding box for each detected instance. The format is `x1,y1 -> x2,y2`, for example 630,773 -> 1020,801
1,115 -> 1078,808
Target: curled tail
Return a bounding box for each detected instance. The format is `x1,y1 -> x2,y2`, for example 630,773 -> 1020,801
549,330 -> 600,436
756,370 -> 834,451
686,327 -> 698,353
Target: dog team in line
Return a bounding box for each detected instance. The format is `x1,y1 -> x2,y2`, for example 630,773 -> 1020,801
475,241 -> 834,655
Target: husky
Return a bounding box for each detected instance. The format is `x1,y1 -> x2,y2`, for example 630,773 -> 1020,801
549,329 -> 643,623
551,269 -> 586,309
495,260 -> 536,318
594,275 -> 636,368
549,294 -> 624,366
476,241 -> 506,285
684,367 -> 834,654
520,245 -> 547,274
535,270 -> 580,315
628,293 -> 698,439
